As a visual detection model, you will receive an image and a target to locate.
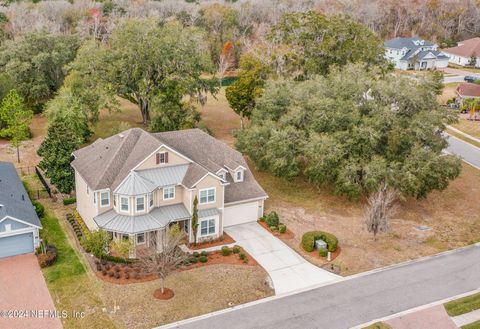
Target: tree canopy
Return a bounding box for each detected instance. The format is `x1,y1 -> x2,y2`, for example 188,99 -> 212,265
269,11 -> 387,78
0,32 -> 79,110
237,64 -> 461,199
69,19 -> 217,128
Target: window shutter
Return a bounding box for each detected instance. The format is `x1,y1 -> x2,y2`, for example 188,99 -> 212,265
156,153 -> 160,164
165,152 -> 169,163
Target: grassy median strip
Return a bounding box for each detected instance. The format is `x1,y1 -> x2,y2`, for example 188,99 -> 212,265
446,129 -> 480,149
444,292 -> 480,316
462,320 -> 480,329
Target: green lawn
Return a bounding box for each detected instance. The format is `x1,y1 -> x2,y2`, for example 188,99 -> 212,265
463,320 -> 480,329
40,214 -> 86,282
448,63 -> 480,74
444,292 -> 480,316
38,207 -> 116,329
447,128 -> 480,148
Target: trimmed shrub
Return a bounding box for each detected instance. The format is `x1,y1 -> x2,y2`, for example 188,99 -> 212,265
265,211 -> 279,227
301,231 -> 338,252
108,271 -> 114,277
114,272 -> 120,279
232,245 -> 241,254
279,224 -> 286,234
199,255 -> 208,263
37,245 -> 57,268
239,252 -> 246,261
319,249 -> 328,257
259,216 -> 266,222
270,226 -> 277,231
32,201 -> 45,218
200,251 -> 209,257
221,246 -> 231,256
189,256 -> 198,264
133,272 -> 140,279
192,251 -> 200,258
125,273 -> 130,280
102,269 -> 107,276
96,263 -> 102,271
63,197 -> 77,205
114,265 -> 120,272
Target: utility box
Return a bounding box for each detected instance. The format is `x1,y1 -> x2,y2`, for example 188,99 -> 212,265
315,239 -> 327,251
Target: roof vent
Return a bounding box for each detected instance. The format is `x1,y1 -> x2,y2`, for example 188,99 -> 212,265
22,194 -> 25,201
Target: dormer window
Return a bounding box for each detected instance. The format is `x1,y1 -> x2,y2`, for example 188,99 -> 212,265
218,172 -> 225,180
156,151 -> 168,165
234,169 -> 244,182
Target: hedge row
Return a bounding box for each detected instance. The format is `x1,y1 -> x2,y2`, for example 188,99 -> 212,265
301,231 -> 338,252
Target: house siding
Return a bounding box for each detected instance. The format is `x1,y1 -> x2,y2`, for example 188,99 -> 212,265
136,146 -> 190,170
75,170 -> 98,230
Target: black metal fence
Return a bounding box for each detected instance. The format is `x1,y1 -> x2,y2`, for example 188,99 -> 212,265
35,166 -> 52,198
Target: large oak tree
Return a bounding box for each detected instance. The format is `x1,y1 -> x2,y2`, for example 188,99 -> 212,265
237,64 -> 461,199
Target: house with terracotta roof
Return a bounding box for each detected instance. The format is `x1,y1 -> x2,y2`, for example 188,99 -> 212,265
71,128 -> 267,256
456,83 -> 480,101
384,37 -> 449,70
443,37 -> 480,68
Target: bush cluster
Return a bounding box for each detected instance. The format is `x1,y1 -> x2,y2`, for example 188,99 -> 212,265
63,197 -> 76,205
265,211 -> 279,227
301,231 -> 338,252
32,201 -> 45,218
221,246 -> 231,256
37,245 -> 57,268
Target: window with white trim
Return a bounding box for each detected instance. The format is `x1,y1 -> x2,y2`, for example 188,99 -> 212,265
149,193 -> 154,208
163,186 -> 175,200
100,191 -> 110,207
199,188 -> 215,204
200,218 -> 215,236
136,196 -> 145,212
136,233 -> 145,245
120,196 -> 129,212
235,170 -> 244,182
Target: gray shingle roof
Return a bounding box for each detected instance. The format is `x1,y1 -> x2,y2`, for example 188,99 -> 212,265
154,129 -> 267,203
384,37 -> 435,49
0,161 -> 41,228
94,203 -> 191,234
73,128 -> 267,204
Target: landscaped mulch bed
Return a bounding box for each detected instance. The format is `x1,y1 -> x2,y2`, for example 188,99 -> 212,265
180,249 -> 258,271
189,232 -> 235,250
306,246 -> 342,262
257,220 -> 295,240
153,288 -> 174,300
94,260 -> 157,284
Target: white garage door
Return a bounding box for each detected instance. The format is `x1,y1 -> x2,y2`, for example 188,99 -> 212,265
224,201 -> 259,227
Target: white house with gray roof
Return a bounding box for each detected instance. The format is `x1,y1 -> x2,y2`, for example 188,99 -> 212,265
384,37 -> 449,70
0,161 -> 42,259
71,128 -> 267,257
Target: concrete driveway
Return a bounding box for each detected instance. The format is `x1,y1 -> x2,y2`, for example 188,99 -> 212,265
225,222 -> 340,295
0,254 -> 62,329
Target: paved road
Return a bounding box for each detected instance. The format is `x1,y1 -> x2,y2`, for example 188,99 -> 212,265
446,134 -> 480,168
162,244 -> 480,329
225,223 -> 339,294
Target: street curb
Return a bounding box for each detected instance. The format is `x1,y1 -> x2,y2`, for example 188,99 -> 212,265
155,243 -> 480,329
446,133 -> 480,170
351,288 -> 480,329
447,125 -> 480,145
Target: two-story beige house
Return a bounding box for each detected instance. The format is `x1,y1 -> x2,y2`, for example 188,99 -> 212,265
71,128 -> 267,256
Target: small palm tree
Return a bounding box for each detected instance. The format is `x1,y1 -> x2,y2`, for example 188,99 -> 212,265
461,98 -> 480,120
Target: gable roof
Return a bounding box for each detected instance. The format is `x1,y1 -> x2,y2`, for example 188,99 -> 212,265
385,37 -> 435,50
72,128 -> 267,203
457,83 -> 480,97
444,38 -> 480,58
0,161 -> 41,228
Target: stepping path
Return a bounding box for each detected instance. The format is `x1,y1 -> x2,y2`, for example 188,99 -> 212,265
224,222 -> 340,295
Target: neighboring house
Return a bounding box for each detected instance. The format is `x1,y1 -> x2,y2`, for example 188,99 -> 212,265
384,37 -> 449,70
0,161 -> 42,259
71,128 -> 268,257
456,83 -> 480,102
443,37 -> 480,68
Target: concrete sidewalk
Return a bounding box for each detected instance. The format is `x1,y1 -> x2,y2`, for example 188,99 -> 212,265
452,309 -> 480,327
225,222 -> 340,295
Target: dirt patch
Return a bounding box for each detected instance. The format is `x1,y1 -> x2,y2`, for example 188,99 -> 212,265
153,288 -> 174,300
189,232 -> 235,250
98,264 -> 273,329
257,220 -> 295,240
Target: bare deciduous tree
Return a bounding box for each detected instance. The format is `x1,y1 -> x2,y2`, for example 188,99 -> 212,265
364,183 -> 398,241
140,226 -> 189,295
